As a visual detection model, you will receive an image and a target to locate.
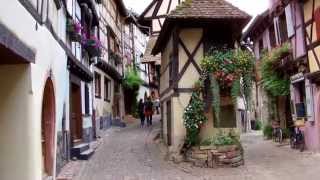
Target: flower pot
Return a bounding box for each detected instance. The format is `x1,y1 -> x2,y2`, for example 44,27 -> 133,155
69,32 -> 82,42
84,44 -> 101,57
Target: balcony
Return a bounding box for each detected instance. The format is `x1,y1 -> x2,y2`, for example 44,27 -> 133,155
66,18 -> 82,42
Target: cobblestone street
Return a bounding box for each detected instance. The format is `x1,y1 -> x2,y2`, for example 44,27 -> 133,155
73,116 -> 320,180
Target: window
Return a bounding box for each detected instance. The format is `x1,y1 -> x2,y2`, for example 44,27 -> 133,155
115,82 -> 120,93
95,72 -> 101,98
278,13 -> 288,44
85,84 -> 90,115
104,77 -> 111,101
258,39 -> 264,58
269,25 -> 277,48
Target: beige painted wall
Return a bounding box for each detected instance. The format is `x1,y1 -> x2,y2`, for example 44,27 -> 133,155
160,37 -> 173,93
178,28 -> 203,89
93,68 -> 114,118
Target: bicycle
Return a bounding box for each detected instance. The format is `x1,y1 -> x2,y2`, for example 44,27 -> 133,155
272,121 -> 283,144
290,125 -> 305,152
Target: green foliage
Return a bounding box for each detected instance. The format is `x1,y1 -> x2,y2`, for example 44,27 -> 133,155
201,48 -> 254,128
261,43 -> 291,97
183,92 -> 208,146
263,124 -> 273,139
282,128 -> 291,139
200,130 -> 238,146
254,120 -> 262,130
210,76 -> 221,127
231,78 -> 241,104
123,67 -> 143,89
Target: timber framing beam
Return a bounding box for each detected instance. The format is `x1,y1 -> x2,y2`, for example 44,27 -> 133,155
178,37 -> 203,77
0,22 -> 35,64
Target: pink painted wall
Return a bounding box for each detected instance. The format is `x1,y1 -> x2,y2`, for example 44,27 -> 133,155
303,85 -> 320,152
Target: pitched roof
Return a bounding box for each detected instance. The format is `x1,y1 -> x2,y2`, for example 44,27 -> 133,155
242,10 -> 270,41
141,36 -> 161,64
168,0 -> 251,20
152,0 -> 251,54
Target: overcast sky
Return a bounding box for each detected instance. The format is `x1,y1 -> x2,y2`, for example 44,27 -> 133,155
123,0 -> 270,16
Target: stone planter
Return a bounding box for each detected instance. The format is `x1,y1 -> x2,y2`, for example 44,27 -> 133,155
185,144 -> 244,168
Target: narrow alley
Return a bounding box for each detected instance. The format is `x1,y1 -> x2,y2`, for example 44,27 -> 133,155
72,116 -> 320,180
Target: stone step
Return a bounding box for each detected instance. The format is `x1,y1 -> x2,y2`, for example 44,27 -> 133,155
71,143 -> 90,158
78,149 -> 94,160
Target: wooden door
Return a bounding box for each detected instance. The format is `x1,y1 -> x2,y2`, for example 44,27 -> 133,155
166,100 -> 172,146
71,83 -> 82,143
41,78 -> 55,176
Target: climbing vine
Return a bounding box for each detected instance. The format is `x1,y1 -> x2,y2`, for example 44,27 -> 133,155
260,43 -> 291,97
200,48 -> 254,127
183,91 -> 208,146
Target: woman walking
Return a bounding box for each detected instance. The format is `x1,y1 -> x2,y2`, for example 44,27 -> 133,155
144,97 -> 153,126
138,99 -> 145,127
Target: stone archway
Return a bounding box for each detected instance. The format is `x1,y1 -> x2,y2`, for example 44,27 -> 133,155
41,78 -> 56,176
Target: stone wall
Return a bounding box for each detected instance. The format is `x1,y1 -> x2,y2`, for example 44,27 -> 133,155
185,145 -> 244,168
56,131 -> 70,175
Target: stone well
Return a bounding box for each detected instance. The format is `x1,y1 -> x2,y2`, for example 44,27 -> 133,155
185,144 -> 244,168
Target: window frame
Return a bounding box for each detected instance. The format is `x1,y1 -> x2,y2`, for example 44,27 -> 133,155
104,77 -> 111,102
94,72 -> 101,98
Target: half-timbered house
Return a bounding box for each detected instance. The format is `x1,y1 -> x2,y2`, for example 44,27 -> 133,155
244,0 -> 320,151
152,0 -> 251,151
93,0 -> 127,139
303,0 -> 320,152
139,0 -> 184,100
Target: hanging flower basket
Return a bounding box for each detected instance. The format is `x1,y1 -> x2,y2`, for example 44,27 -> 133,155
82,36 -> 102,57
66,18 -> 82,42
109,50 -> 122,64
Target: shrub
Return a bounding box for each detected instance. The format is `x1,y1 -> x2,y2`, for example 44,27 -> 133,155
263,124 -> 273,139
282,128 -> 291,139
200,131 -> 237,146
255,120 -> 262,130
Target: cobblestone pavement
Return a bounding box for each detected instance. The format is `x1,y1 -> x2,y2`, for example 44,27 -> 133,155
74,116 -> 320,180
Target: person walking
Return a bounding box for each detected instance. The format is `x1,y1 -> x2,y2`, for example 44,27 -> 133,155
138,99 -> 145,127
144,97 -> 153,126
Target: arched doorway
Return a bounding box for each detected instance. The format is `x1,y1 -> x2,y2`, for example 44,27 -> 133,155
41,78 -> 55,176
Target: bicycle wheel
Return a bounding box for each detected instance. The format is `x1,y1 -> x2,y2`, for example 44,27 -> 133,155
300,135 -> 305,152
290,137 -> 295,149
279,129 -> 283,144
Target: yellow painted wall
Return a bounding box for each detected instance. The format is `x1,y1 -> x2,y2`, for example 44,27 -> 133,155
0,65 -> 39,180
304,0 -> 320,73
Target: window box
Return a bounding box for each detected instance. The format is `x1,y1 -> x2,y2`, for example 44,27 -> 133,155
66,18 -> 82,42
83,36 -> 102,58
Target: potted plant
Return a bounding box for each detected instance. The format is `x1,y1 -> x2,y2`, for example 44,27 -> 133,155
82,35 -> 102,57
66,18 -> 82,42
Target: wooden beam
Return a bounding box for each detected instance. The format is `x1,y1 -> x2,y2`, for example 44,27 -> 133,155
177,36 -> 203,82
167,0 -> 173,14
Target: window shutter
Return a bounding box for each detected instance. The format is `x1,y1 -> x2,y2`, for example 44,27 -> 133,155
290,84 -> 296,121
285,4 -> 294,38
315,7 -> 320,41
273,17 -> 280,45
305,79 -> 315,121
